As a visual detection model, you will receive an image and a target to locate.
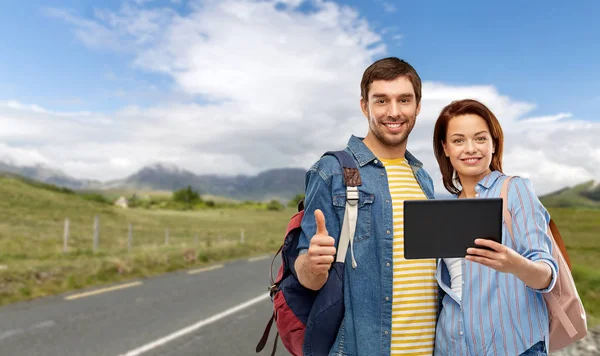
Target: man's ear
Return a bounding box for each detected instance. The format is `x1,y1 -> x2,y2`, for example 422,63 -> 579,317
360,98 -> 369,119
416,101 -> 421,116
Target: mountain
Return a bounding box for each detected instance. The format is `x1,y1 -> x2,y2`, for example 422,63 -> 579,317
109,163 -> 306,201
0,161 -> 305,202
104,163 -> 200,191
540,180 -> 600,209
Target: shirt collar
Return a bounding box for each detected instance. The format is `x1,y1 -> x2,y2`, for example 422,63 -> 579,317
478,170 -> 504,189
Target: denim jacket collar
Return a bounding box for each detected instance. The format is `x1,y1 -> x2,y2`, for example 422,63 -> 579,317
347,135 -> 423,168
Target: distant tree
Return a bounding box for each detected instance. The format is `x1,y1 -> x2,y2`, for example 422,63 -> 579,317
172,185 -> 201,209
127,193 -> 140,207
205,200 -> 216,208
267,199 -> 284,211
287,193 -> 305,208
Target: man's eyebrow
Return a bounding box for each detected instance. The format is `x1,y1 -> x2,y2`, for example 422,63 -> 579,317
371,93 -> 388,98
371,93 -> 415,98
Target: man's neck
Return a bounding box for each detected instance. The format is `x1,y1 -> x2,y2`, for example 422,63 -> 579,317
363,133 -> 407,160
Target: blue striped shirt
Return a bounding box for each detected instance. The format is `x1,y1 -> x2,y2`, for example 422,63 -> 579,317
435,171 -> 559,356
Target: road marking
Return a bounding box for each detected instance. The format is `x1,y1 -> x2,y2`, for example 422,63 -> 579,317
65,281 -> 142,300
248,255 -> 270,262
29,320 -> 56,330
187,264 -> 224,274
0,329 -> 24,341
119,293 -> 270,356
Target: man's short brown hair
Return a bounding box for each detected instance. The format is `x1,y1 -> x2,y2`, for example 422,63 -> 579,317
360,57 -> 422,103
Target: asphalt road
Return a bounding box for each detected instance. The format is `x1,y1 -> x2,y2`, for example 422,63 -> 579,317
0,255 -> 291,356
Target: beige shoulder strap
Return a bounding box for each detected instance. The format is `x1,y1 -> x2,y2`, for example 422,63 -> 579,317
500,176 -> 515,238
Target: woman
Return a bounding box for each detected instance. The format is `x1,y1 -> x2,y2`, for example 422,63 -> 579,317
432,99 -> 558,356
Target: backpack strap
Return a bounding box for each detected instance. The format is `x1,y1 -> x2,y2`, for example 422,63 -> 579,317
255,312 -> 275,352
549,219 -> 572,271
500,176 -> 515,238
323,150 -> 361,268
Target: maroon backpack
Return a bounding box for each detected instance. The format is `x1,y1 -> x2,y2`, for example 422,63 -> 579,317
256,150 -> 361,355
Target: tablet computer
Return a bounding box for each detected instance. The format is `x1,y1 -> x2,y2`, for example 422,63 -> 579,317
403,198 -> 503,259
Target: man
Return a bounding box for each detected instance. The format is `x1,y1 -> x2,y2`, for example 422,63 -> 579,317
295,57 -> 438,355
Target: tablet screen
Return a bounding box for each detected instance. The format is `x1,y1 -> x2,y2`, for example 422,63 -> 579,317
403,198 -> 503,259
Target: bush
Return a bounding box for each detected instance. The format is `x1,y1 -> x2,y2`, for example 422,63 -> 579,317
287,193 -> 305,208
267,200 -> 284,211
80,193 -> 111,204
205,200 -> 215,208
172,186 -> 202,209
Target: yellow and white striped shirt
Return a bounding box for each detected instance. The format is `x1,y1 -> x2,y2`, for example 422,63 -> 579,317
380,157 -> 438,356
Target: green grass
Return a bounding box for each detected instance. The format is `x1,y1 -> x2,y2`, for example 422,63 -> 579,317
0,175 -> 290,306
547,207 -> 600,327
0,175 -> 598,329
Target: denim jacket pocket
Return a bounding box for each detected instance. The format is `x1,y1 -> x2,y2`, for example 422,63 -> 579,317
332,190 -> 374,242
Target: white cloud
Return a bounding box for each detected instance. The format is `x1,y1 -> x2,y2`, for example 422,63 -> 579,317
43,8 -> 128,52
382,2 -> 396,13
373,0 -> 396,13
1,0 -> 597,196
392,34 -> 404,46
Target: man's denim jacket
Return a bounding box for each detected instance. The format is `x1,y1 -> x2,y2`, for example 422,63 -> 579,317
297,135 -> 436,356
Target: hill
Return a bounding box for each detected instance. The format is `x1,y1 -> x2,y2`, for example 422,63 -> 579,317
0,161 -> 99,189
540,180 -> 600,209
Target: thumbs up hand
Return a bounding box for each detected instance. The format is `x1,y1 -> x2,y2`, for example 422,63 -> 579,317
306,209 -> 337,275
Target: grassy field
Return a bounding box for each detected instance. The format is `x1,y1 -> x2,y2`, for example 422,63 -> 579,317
0,175 -> 598,328
0,175 -> 290,306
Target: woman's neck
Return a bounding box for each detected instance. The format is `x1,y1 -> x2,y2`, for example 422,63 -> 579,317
459,183 -> 477,198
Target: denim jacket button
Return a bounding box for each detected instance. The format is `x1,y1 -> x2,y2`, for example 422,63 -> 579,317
385,296 -> 389,301
384,330 -> 389,335
386,230 -> 390,234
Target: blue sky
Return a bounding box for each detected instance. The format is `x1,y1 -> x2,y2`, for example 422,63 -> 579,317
1,0 -> 598,118
0,0 -> 598,194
